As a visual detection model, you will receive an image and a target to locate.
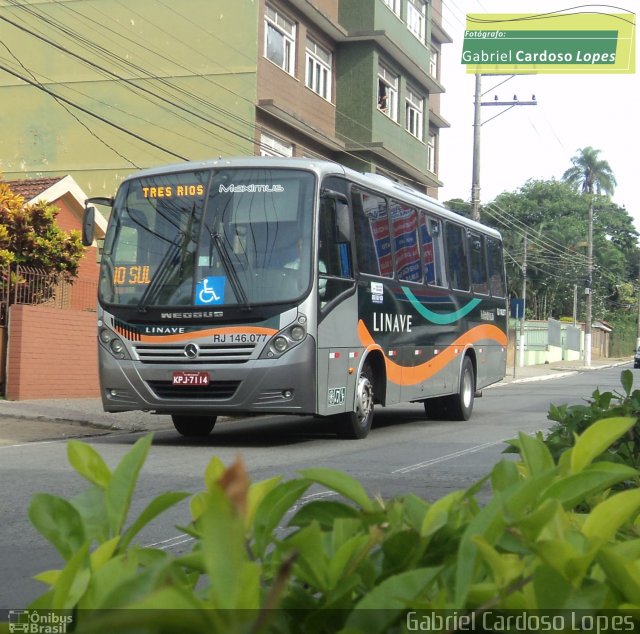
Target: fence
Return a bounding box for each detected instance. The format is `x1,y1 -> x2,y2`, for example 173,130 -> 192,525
0,265 -> 97,326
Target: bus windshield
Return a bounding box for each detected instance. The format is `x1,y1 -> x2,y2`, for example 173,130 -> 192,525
99,167 -> 316,308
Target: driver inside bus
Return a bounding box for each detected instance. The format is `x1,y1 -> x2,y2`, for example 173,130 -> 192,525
285,238 -> 327,297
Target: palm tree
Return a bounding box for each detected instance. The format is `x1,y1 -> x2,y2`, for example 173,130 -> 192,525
562,147 -> 616,367
562,146 -> 616,195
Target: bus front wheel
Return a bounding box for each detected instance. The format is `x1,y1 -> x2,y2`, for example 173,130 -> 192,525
336,364 -> 375,439
171,415 -> 217,437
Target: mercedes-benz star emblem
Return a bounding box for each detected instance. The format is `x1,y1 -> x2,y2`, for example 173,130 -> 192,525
184,343 -> 200,359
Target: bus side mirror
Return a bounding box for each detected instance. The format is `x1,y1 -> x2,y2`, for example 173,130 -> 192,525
82,205 -> 95,246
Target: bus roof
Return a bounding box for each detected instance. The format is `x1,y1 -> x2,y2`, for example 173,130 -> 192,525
122,156 -> 502,240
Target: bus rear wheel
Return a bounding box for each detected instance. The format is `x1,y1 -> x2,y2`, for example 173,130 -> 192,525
424,357 -> 475,421
336,364 -> 375,439
171,415 -> 217,437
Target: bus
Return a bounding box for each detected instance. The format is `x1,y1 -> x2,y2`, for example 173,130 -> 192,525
82,157 -> 507,439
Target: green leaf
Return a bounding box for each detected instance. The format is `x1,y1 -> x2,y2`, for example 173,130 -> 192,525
518,431 -> 555,475
298,467 -> 376,512
71,485 -> 109,544
533,564 -> 573,609
67,440 -> 112,489
491,460 -> 520,492
455,496 -> 505,605
289,499 -> 360,529
252,478 -> 311,558
89,536 -> 120,571
328,533 -> 372,588
420,490 -> 465,538
598,545 -> 640,604
51,543 -> 91,610
106,433 -> 153,535
541,462 -> 639,509
621,369 -> 634,396
245,475 -> 282,530
203,455 -> 226,492
346,568 -> 441,633
120,491 -> 190,550
583,489 -> 640,545
569,417 -> 636,474
199,488 -> 248,608
29,493 -> 86,561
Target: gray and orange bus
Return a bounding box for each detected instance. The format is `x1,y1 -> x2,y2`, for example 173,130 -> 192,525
83,157 -> 507,439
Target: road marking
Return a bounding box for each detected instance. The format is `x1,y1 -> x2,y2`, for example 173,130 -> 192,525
144,490 -> 339,551
391,439 -> 506,474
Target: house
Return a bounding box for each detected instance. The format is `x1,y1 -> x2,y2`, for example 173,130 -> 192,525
4,175 -> 107,306
1,175 -> 107,398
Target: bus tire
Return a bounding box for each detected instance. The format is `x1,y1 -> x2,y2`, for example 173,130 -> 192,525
171,415 -> 217,437
336,363 -> 375,439
445,356 -> 475,421
424,396 -> 447,419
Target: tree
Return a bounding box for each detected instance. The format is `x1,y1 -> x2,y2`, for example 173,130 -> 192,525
486,179 -> 636,321
0,180 -> 85,303
562,146 -> 616,196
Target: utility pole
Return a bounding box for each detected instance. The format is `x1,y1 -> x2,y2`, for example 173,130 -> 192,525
471,74 -> 482,222
471,75 -> 537,223
636,287 -> 640,349
585,197 -> 593,367
519,233 -> 527,367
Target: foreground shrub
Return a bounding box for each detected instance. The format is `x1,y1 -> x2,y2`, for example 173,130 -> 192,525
526,370 -> 640,483
23,417 -> 640,633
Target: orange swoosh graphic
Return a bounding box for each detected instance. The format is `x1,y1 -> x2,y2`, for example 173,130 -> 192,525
137,326 -> 277,344
357,320 -> 507,386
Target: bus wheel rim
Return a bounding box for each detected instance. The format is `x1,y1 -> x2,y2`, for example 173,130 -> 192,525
356,376 -> 374,424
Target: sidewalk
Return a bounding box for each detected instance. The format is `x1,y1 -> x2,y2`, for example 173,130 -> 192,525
0,357 -> 633,443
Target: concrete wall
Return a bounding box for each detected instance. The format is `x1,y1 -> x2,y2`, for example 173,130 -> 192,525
5,305 -> 98,401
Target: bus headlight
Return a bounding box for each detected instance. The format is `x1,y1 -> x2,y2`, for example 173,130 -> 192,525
110,339 -> 125,354
260,320 -> 308,359
99,328 -> 112,344
290,325 -> 305,341
273,336 -> 288,353
99,327 -> 130,359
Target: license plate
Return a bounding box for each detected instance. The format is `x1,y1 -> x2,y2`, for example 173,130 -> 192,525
172,371 -> 210,386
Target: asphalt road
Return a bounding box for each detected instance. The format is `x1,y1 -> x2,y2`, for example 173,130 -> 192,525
0,363 -> 632,610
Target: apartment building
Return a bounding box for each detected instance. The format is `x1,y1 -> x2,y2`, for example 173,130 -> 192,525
257,0 -> 450,196
0,0 -> 449,198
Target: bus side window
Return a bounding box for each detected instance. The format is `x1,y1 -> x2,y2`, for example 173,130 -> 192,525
420,215 -> 447,287
469,233 -> 489,295
352,188 -> 392,278
391,200 -> 421,283
318,194 -> 354,305
445,222 -> 470,292
487,237 -> 506,297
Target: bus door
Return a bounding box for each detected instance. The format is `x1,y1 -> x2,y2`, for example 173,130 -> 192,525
316,187 -> 357,416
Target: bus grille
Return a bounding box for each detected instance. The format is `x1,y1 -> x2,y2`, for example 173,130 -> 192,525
146,380 -> 240,400
134,343 -> 255,364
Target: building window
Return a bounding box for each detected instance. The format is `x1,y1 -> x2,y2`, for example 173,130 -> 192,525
260,131 -> 293,157
427,131 -> 436,172
377,64 -> 398,121
381,0 -> 401,17
405,86 -> 424,140
305,38 -> 332,101
407,0 -> 427,42
430,46 -> 439,79
265,5 -> 296,75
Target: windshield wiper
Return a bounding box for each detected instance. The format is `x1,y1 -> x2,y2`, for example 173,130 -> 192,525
211,232 -> 251,311
137,235 -> 181,312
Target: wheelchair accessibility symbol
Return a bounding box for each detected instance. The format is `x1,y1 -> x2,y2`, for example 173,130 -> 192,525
195,276 -> 225,305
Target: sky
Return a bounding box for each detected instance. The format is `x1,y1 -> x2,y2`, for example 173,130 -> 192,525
437,1 -> 639,229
